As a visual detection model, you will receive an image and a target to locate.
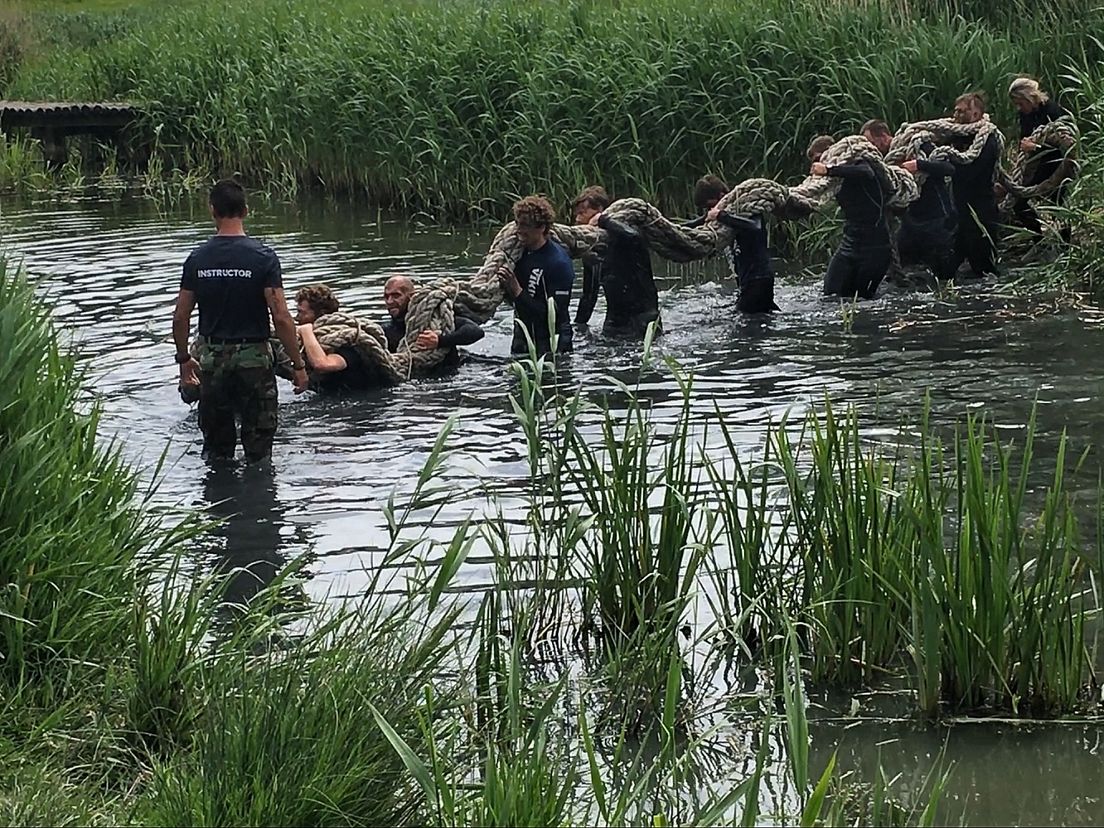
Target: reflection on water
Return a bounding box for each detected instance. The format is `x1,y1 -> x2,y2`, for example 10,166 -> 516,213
3,193 -> 1103,826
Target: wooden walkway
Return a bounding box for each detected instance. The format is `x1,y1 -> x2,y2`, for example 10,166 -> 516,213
0,101 -> 140,165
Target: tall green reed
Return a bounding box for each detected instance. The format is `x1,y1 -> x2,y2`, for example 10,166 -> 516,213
9,0 -> 1102,217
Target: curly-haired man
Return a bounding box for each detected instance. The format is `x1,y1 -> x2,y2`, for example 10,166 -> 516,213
294,283 -> 340,324
497,196 -> 575,356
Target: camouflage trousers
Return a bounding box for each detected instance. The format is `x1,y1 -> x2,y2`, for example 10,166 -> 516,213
196,342 -> 278,462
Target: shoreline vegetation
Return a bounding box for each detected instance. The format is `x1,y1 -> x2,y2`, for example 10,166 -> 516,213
3,1 -> 1104,823
2,250 -> 1102,824
0,0 -> 1099,214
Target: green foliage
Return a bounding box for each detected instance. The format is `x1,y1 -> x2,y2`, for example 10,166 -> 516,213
0,260 -> 177,695
7,0 -> 1103,216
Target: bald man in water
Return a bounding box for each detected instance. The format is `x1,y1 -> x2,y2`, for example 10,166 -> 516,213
382,275 -> 484,364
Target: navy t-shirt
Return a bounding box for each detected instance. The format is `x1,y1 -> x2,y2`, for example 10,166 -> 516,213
180,235 -> 282,340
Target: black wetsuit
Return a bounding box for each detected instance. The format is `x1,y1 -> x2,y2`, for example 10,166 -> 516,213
822,160 -> 891,299
1014,99 -> 1069,236
897,142 -> 957,282
683,213 -> 778,313
949,131 -> 1001,277
383,311 -> 484,366
575,214 -> 661,337
310,345 -> 386,393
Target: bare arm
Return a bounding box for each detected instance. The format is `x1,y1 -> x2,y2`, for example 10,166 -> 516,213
172,289 -> 200,387
172,289 -> 196,357
298,324 -> 348,373
266,287 -> 308,392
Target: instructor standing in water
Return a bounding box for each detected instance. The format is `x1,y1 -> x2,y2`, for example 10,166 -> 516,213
173,179 -> 307,462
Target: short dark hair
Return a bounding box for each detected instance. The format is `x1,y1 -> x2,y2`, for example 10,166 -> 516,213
513,195 -> 556,230
295,283 -> 339,316
861,119 -> 891,137
572,185 -> 611,213
209,178 -> 247,219
807,134 -> 835,160
693,175 -> 728,210
955,91 -> 987,112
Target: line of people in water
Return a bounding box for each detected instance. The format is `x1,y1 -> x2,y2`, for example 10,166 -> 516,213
172,77 -> 1073,462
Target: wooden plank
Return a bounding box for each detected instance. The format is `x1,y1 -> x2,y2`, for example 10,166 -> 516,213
0,101 -> 138,131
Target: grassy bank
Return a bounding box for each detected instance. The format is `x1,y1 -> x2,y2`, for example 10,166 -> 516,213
1,257 -> 960,824
4,252 -> 1102,822
3,0 -> 1102,218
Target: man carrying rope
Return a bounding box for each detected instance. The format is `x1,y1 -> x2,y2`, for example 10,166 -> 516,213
897,141 -> 957,283
295,283 -> 340,324
382,275 -> 484,365
571,186 -> 662,337
497,196 -> 575,357
1007,77 -> 1075,242
688,174 -> 779,313
297,282 -> 386,392
812,120 -> 894,299
172,179 -> 307,462
947,92 -> 1001,278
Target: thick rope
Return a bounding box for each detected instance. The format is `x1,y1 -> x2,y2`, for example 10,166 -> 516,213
465,135 -> 918,290
998,117 -> 1079,207
886,116 -> 1005,176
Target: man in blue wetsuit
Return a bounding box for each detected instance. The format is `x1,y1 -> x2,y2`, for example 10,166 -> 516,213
497,196 -> 575,356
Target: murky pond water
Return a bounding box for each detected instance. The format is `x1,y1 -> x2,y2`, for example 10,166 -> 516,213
3,192 -> 1102,826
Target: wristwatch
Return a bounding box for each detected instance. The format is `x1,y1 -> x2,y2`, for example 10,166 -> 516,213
174,352 -> 192,365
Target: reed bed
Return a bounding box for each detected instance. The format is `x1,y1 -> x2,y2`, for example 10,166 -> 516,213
2,265 -> 1093,824
6,0 -> 1103,216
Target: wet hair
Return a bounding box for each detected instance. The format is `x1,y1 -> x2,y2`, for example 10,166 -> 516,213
513,195 -> 556,230
807,134 -> 835,160
860,119 -> 891,137
209,178 -> 246,219
1009,76 -> 1048,106
693,175 -> 729,210
955,91 -> 988,112
572,185 -> 611,213
295,283 -> 339,317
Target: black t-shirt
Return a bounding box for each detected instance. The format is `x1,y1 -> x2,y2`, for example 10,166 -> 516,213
311,346 -> 383,393
180,235 -> 282,340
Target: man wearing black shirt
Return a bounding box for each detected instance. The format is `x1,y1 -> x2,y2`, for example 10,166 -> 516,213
173,179 -> 307,462
1008,77 -> 1074,239
686,175 -> 780,313
380,275 -> 484,364
897,142 -> 957,282
571,186 -> 661,337
813,120 -> 894,299
498,196 -> 575,357
947,92 -> 1001,278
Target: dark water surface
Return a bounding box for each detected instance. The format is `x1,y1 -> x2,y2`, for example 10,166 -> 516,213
3,192 -> 1102,826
